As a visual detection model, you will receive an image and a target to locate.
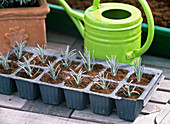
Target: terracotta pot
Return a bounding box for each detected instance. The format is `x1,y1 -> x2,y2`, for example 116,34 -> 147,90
0,0 -> 50,55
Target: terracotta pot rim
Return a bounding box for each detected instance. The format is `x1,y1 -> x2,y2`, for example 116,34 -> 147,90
0,0 -> 50,17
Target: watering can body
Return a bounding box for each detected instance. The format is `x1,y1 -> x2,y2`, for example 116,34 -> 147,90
57,0 -> 154,65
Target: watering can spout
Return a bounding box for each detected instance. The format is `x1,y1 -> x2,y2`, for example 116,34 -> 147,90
57,0 -> 85,38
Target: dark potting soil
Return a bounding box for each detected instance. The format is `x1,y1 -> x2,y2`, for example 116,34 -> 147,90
0,62 -> 19,74
116,86 -> 144,99
127,73 -> 154,86
64,76 -> 93,89
48,0 -> 170,28
54,60 -> 80,72
16,68 -> 42,79
76,56 -> 82,60
30,56 -> 57,67
104,68 -> 129,81
78,63 -> 105,76
8,52 -> 33,62
40,72 -> 70,84
90,82 -> 118,94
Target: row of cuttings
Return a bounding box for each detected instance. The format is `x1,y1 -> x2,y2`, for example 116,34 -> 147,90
0,41 -> 154,100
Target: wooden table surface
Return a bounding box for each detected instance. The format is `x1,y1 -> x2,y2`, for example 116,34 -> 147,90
0,31 -> 170,124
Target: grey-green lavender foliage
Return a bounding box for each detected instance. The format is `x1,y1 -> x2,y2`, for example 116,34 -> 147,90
47,61 -> 61,80
95,72 -> 110,90
79,48 -> 95,72
134,58 -> 144,82
0,52 -> 9,71
106,55 -> 119,77
122,80 -> 140,97
13,41 -> 27,60
36,44 -> 48,64
69,68 -> 84,85
18,56 -> 39,77
0,0 -> 34,8
61,45 -> 76,68
15,0 -> 32,5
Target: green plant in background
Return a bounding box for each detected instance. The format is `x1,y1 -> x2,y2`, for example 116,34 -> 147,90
16,0 -> 32,5
47,61 -> 61,80
0,52 -> 9,71
61,45 -> 76,68
134,58 -> 144,82
122,80 -> 140,97
13,41 -> 27,60
36,44 -> 48,64
79,47 -> 95,72
69,68 -> 84,85
18,56 -> 40,77
95,72 -> 110,90
0,0 -> 35,8
106,55 -> 119,77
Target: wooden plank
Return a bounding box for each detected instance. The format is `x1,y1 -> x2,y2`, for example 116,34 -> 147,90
150,90 -> 170,104
158,80 -> 170,92
145,65 -> 170,79
71,106 -> 132,124
0,107 -> 97,124
47,42 -> 67,52
22,98 -> 73,117
134,112 -> 170,124
70,38 -> 84,52
47,30 -> 76,45
134,112 -> 157,124
142,55 -> 170,69
161,112 -> 170,124
142,55 -> 170,79
0,92 -> 27,109
71,102 -> 163,123
141,102 -> 164,114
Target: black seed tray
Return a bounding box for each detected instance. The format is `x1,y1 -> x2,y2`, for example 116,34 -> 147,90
0,46 -> 163,121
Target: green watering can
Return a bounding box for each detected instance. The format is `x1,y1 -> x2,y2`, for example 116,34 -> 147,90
57,0 -> 154,65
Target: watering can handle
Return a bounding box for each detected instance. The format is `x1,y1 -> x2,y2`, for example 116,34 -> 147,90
93,0 -> 154,59
126,0 -> 154,59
